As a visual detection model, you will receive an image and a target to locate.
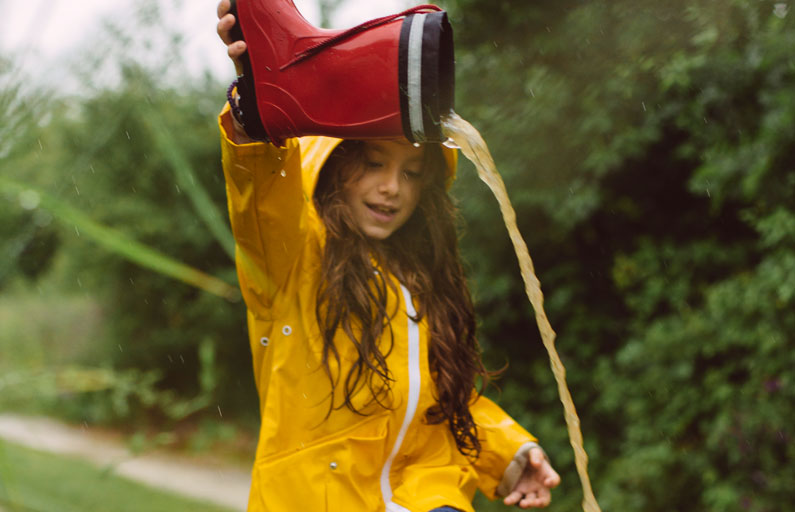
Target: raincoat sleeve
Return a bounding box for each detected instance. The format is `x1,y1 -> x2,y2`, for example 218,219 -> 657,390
470,395 -> 539,500
218,104 -> 306,312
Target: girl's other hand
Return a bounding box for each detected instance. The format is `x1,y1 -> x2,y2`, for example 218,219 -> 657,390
216,0 -> 247,75
503,447 -> 561,508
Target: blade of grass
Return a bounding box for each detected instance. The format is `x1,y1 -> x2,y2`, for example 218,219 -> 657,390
0,178 -> 239,302
142,107 -> 236,260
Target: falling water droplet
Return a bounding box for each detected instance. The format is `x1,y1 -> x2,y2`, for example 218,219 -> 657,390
413,142 -> 421,148
280,169 -> 287,177
217,405 -> 223,417
442,138 -> 460,149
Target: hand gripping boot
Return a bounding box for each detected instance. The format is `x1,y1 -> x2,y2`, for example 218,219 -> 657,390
229,0 -> 455,145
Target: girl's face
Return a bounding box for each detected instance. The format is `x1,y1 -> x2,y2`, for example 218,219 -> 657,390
343,139 -> 425,240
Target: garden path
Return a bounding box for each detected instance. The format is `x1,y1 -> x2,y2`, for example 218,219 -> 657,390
0,414 -> 250,511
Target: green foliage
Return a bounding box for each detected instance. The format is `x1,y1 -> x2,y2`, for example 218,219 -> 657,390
0,3 -> 256,430
450,0 -> 794,509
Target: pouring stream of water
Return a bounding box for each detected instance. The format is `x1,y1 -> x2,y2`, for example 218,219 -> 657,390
442,112 -> 602,512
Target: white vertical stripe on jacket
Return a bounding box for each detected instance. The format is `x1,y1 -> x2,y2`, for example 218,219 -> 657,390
381,284 -> 421,512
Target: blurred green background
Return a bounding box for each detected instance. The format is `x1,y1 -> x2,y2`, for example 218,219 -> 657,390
1,0 -> 793,511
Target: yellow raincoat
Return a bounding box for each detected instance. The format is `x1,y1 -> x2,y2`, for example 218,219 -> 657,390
219,106 -> 537,512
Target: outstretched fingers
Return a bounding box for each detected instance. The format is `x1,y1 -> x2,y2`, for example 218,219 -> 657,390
504,489 -> 552,509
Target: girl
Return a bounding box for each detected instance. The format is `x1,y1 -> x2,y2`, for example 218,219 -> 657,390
216,2 -> 559,510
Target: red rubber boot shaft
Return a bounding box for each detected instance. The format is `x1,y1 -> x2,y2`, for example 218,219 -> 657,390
236,0 -> 404,143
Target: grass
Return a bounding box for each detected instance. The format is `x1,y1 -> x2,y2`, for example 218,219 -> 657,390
0,439 -> 237,512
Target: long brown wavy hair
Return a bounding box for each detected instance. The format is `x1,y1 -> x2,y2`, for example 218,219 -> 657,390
313,140 -> 494,458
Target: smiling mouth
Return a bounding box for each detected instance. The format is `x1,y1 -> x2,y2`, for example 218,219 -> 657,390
367,203 -> 397,215
367,203 -> 398,218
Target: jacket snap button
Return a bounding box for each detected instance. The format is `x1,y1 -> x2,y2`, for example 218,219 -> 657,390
282,325 -> 292,336
260,337 -> 269,347
329,462 -> 338,470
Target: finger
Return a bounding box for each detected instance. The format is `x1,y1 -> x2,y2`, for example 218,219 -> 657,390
518,490 -> 541,508
503,490 -> 523,506
529,447 -> 545,468
544,469 -> 561,488
228,40 -> 247,60
217,13 -> 237,44
519,490 -> 550,509
217,0 -> 231,19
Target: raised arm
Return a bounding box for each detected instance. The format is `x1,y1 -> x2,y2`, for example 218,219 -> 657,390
217,1 -> 307,311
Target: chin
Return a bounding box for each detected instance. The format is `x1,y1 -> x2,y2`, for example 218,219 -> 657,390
364,229 -> 392,240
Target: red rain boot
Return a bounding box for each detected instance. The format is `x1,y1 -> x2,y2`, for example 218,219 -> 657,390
229,0 -> 454,145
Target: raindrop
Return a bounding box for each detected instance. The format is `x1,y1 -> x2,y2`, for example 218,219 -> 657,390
125,131 -> 131,140
118,344 -> 123,352
37,139 -> 43,151
74,185 -> 81,196
77,277 -> 83,287
217,405 -> 223,417
18,189 -> 40,210
129,277 -> 135,286
280,169 -> 287,177
413,142 -> 421,148
90,164 -> 96,174
74,225 -> 81,237
265,66 -> 272,71
706,188 -> 711,198
642,101 -> 647,112
529,88 -> 535,98
179,355 -> 185,363
168,355 -> 173,363
175,184 -> 182,193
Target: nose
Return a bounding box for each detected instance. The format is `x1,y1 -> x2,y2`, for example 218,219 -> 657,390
377,165 -> 401,196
